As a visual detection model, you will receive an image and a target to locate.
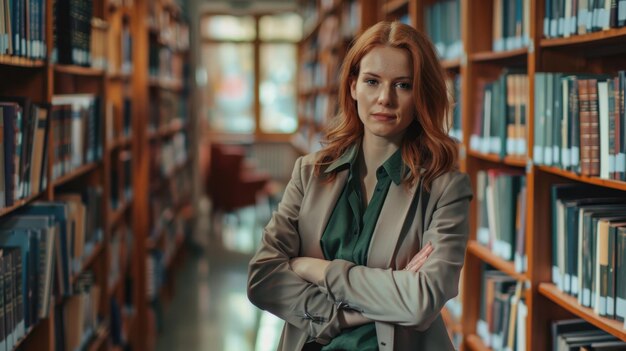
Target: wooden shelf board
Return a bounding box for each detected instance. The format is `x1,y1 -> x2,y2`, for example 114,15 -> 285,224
53,162 -> 101,188
148,119 -> 186,140
149,77 -> 183,91
299,85 -> 338,97
467,149 -> 527,168
107,72 -> 132,81
0,55 -> 45,67
537,165 -> 626,192
441,58 -> 461,70
109,134 -> 133,150
108,199 -> 131,231
539,283 -> 626,341
12,324 -> 38,350
71,242 -> 105,285
467,241 -> 527,282
470,48 -> 528,63
88,325 -> 109,351
383,0 -> 409,14
0,192 -> 44,217
541,27 -> 626,49
466,334 -> 490,351
54,64 -> 106,77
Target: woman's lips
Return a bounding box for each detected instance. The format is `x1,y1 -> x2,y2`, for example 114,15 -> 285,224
371,113 -> 395,121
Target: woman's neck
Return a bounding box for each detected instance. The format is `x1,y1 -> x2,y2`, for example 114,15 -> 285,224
359,133 -> 400,176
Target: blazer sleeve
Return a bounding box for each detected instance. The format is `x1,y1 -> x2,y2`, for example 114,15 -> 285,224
317,172 -> 472,331
247,156 -> 343,344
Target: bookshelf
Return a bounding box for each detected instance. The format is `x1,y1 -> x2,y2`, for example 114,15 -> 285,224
0,0 -> 192,348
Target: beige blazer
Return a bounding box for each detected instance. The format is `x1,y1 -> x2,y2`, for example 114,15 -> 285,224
248,151 -> 472,351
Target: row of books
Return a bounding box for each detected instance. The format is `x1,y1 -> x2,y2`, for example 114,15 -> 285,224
298,93 -> 337,127
476,267 -> 527,351
108,225 -> 132,296
106,98 -> 132,143
533,72 -> 626,180
424,0 -> 462,60
149,92 -> 184,132
551,184 -> 626,322
492,0 -> 531,52
299,61 -> 334,92
0,191 -> 103,350
0,0 -> 46,59
51,94 -> 103,181
149,11 -> 189,52
552,319 -> 626,350
0,97 -> 49,207
149,46 -> 184,85
53,0 -> 93,66
476,170 -> 528,272
446,76 -> 463,143
90,18 -> 109,71
470,72 -> 529,158
54,272 -> 100,351
543,0 -> 626,39
110,151 -> 132,210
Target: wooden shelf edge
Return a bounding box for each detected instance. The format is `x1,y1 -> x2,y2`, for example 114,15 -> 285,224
441,58 -> 461,70
0,55 -> 45,67
383,0 -> 409,14
54,64 -> 106,77
0,192 -> 44,217
536,165 -> 626,192
467,149 -> 527,168
539,283 -> 626,341
466,334 -> 490,351
71,242 -> 105,286
467,241 -> 527,282
470,47 -> 528,62
541,27 -> 626,48
108,199 -> 131,231
53,162 -> 101,188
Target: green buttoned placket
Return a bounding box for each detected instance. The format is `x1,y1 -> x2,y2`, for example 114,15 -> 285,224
319,145 -> 404,351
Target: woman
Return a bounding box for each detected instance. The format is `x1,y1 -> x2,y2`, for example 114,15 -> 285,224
248,21 -> 472,351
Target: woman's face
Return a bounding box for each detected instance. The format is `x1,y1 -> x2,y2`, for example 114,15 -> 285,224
350,46 -> 416,144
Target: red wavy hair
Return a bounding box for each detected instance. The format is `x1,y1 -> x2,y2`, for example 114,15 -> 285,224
314,21 -> 458,191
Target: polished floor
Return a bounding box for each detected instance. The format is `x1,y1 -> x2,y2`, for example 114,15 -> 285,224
155,199 -> 284,351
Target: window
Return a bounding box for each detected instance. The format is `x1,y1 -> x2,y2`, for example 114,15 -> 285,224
200,14 -> 302,136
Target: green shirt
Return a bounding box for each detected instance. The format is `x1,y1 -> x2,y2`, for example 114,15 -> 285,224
319,145 -> 404,351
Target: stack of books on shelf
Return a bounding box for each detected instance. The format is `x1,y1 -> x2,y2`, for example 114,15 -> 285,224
491,0 -> 531,52
0,0 -> 48,59
543,0 -> 626,39
552,319 -> 626,350
425,0 -> 462,60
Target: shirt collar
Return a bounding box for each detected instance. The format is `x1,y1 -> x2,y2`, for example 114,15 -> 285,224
324,144 -> 405,185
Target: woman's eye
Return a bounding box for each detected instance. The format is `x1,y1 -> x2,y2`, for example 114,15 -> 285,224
365,79 -> 378,86
396,82 -> 412,90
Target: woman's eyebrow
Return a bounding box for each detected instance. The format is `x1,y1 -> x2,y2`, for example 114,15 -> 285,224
361,72 -> 412,80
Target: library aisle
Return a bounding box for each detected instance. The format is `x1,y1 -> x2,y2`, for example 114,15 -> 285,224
156,198 -> 283,351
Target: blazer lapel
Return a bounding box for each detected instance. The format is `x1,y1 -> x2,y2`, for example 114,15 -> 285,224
299,170 -> 348,258
367,181 -> 419,268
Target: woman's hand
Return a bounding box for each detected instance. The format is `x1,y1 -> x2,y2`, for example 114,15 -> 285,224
290,257 -> 330,285
403,242 -> 433,272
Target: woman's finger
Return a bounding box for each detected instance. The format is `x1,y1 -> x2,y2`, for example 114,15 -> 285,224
405,243 -> 433,268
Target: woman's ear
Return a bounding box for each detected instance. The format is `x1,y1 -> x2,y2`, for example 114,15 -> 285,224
350,78 -> 357,100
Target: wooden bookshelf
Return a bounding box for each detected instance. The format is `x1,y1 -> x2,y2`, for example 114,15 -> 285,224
470,47 -> 528,63
0,55 -> 46,67
466,334 -> 491,351
537,166 -> 626,192
53,64 -> 106,76
467,241 -> 528,282
467,150 -> 528,168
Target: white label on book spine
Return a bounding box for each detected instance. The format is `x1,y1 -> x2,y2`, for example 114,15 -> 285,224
571,146 -> 580,167
600,297 -> 607,315
608,297 -> 615,315
545,148 -> 553,165
553,146 -> 560,164
470,135 -> 481,151
534,146 -> 543,164
565,274 -> 571,293
478,228 -> 490,246
593,292 -> 599,309
502,242 -> 512,261
553,266 -> 561,287
562,149 -> 571,168
477,320 -> 490,346
617,154 -> 626,172
518,140 -> 527,156
609,155 -> 616,173
620,2 -> 626,21
583,288 -> 591,307
515,253 -> 523,273
571,15 -> 578,34
507,139 -> 515,156
572,276 -> 579,295
580,10 -> 589,30
616,297 -> 626,318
